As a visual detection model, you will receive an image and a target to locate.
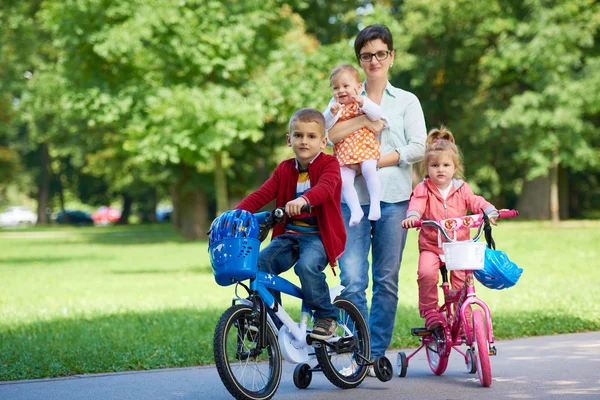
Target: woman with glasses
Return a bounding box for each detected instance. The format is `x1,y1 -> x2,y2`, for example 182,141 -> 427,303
327,24 -> 427,375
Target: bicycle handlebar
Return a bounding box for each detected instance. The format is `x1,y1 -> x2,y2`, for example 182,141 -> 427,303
410,209 -> 518,229
409,209 -> 518,243
255,204 -> 312,241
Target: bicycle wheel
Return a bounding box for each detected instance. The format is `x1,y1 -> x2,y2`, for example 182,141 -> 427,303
314,297 -> 370,389
472,309 -> 492,386
425,319 -> 449,375
213,304 -> 282,400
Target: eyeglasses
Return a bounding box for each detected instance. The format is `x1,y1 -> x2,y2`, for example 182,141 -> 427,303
358,50 -> 392,62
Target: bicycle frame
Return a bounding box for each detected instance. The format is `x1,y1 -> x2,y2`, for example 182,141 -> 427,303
438,269 -> 495,355
243,272 -> 343,350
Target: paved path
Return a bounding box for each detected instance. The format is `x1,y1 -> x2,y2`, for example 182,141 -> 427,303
2,331 -> 599,399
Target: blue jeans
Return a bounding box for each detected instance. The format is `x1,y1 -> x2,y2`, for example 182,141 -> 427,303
258,234 -> 337,319
339,201 -> 409,358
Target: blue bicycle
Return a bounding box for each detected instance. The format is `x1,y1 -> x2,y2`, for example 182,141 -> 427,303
210,208 -> 392,400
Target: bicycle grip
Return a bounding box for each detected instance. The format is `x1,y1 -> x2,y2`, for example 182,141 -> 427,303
411,220 -> 422,228
274,204 -> 311,218
498,209 -> 518,219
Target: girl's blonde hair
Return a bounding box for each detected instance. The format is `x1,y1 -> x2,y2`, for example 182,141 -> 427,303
329,64 -> 362,86
423,126 -> 464,179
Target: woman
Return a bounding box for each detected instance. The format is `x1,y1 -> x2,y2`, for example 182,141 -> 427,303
328,24 -> 426,371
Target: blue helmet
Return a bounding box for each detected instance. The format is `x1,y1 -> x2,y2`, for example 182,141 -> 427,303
474,247 -> 523,290
209,210 -> 259,245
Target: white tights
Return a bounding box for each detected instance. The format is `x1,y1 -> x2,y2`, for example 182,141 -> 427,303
341,159 -> 381,227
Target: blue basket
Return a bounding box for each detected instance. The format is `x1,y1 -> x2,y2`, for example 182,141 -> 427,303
209,237 -> 260,286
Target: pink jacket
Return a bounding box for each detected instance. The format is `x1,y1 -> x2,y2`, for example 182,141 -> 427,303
407,178 -> 497,254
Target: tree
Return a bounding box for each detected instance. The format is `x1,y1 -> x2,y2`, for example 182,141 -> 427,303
372,0 -> 599,217
40,0 -> 339,238
479,0 -> 600,221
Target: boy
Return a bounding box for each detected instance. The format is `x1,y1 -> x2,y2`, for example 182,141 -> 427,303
236,108 -> 346,340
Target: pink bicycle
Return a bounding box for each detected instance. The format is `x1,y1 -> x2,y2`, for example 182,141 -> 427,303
397,210 -> 518,387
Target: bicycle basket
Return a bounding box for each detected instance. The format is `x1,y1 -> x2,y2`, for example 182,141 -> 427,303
473,247 -> 523,290
442,241 -> 486,270
208,210 -> 260,286
209,237 -> 260,286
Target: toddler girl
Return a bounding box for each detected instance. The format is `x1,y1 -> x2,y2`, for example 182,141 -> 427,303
401,127 -> 498,330
324,64 -> 385,227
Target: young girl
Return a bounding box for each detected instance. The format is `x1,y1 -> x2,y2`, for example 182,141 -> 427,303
402,127 -> 498,330
324,64 -> 386,227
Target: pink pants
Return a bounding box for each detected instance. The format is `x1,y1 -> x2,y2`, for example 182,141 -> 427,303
417,250 -> 466,318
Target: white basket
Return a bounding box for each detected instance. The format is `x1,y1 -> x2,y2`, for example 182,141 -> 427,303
442,242 -> 486,270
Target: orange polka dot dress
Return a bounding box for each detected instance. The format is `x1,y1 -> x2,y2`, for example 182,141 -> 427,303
333,102 -> 381,166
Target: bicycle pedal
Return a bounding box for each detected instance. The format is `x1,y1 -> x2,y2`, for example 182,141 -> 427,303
334,336 -> 357,353
489,346 -> 497,356
411,328 -> 432,337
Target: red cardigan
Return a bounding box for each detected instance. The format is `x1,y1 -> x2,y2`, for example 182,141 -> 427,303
236,152 -> 346,268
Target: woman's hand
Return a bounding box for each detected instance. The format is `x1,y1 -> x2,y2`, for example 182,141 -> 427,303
365,119 -> 385,135
328,115 -> 371,144
402,216 -> 419,228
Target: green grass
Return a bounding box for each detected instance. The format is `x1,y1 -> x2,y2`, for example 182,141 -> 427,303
1,220 -> 599,380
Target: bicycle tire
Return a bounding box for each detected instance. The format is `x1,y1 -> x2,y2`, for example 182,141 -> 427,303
213,304 -> 282,400
425,314 -> 449,375
314,297 -> 370,389
473,309 -> 492,386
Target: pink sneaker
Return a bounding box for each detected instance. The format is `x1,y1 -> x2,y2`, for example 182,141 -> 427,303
424,309 -> 443,330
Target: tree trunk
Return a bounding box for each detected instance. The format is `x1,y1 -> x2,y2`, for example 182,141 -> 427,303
170,184 -> 182,231
214,151 -> 228,217
549,149 -> 559,225
559,167 -> 569,220
171,163 -> 208,240
117,194 -> 133,225
179,187 -> 208,241
36,143 -> 50,225
137,188 -> 157,224
516,173 -> 550,220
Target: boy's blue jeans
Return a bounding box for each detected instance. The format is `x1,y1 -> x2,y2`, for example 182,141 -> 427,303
339,201 -> 409,359
258,233 -> 337,319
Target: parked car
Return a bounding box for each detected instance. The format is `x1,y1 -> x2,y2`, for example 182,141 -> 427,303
0,206 -> 37,227
156,206 -> 173,222
55,210 -> 94,226
91,206 -> 121,225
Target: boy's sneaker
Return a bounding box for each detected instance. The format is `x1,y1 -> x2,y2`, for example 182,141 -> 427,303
424,309 -> 443,331
310,317 -> 337,340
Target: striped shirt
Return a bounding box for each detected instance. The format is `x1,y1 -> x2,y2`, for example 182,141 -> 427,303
285,166 -> 319,234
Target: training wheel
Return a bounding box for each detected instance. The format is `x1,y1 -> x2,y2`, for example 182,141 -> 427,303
293,363 -> 312,389
396,352 -> 407,377
373,356 -> 393,382
466,348 -> 477,374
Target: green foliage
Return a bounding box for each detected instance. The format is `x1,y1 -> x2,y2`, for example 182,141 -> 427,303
2,0 -> 599,218
481,0 -> 600,179
385,0 -> 600,205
